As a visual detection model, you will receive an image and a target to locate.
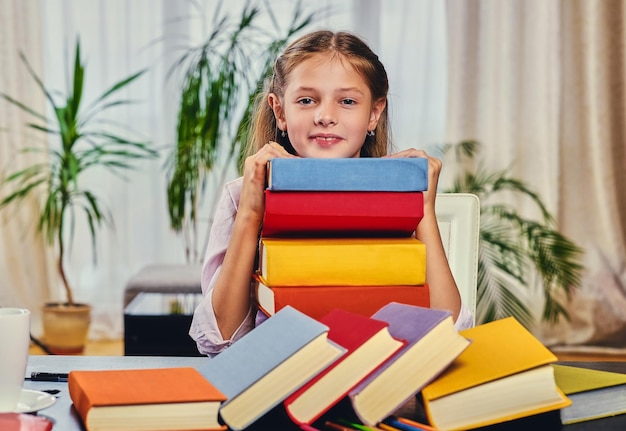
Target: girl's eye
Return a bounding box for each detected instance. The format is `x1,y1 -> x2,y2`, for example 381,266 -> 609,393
341,99 -> 356,105
298,98 -> 314,105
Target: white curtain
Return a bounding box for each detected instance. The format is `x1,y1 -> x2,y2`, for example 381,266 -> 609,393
444,0 -> 562,318
381,1 -> 449,153
544,0 -> 626,350
0,0 -> 56,336
38,0 -> 182,339
1,0 -> 448,339
445,0 -> 626,350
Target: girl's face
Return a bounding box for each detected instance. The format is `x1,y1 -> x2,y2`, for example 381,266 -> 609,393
269,55 -> 385,158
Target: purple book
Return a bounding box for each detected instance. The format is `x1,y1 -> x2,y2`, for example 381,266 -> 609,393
347,302 -> 471,426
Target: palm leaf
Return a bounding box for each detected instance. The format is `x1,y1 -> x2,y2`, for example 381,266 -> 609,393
166,1 -> 321,261
0,38 -> 158,304
442,141 -> 585,325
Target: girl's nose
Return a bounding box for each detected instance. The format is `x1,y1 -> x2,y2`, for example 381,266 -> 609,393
314,104 -> 337,126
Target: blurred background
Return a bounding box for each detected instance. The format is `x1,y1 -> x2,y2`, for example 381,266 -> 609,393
1,0 -> 624,355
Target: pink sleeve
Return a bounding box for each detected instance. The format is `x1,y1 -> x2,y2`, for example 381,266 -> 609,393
189,178 -> 255,357
454,304 -> 474,331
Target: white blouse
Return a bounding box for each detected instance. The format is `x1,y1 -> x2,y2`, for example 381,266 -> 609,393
189,177 -> 474,357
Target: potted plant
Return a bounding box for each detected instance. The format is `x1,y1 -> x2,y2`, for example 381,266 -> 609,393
440,140 -> 585,327
166,1 -> 320,263
0,40 -> 158,353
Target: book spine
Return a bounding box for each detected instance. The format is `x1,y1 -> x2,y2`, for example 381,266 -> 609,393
257,283 -> 430,321
67,373 -> 91,427
262,190 -> 423,237
260,238 -> 426,286
267,158 -> 428,191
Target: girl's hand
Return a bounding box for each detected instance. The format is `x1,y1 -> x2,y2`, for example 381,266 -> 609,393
239,142 -> 297,222
385,148 -> 441,209
212,142 -> 296,340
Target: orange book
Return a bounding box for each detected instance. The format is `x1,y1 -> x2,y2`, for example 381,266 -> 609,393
68,367 -> 227,431
255,274 -> 430,320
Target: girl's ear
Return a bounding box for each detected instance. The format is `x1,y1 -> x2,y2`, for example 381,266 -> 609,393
268,93 -> 287,130
368,97 -> 387,131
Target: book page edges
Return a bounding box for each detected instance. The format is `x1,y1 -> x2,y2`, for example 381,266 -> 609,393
285,329 -> 405,424
424,366 -> 571,431
219,333 -> 345,430
350,318 -> 469,425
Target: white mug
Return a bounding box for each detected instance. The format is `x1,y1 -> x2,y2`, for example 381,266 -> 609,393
0,307 -> 30,412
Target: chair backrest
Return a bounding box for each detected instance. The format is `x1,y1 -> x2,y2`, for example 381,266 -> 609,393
435,193 -> 480,326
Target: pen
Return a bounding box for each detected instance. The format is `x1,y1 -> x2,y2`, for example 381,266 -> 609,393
28,372 -> 69,382
395,417 -> 438,431
325,421 -> 356,431
383,417 -> 429,431
338,418 -> 385,430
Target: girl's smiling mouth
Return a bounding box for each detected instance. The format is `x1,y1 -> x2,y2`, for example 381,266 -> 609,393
310,134 -> 343,146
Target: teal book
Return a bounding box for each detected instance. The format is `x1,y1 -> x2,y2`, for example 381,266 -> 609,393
197,306 -> 346,431
266,158 -> 428,191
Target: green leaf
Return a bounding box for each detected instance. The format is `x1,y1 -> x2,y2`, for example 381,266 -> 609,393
441,141 -> 585,325
166,1 -> 320,246
0,38 -> 158,304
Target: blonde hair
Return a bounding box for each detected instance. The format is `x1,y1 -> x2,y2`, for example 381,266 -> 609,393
245,30 -> 391,159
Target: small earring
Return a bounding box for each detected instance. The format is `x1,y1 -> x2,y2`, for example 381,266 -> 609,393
367,130 -> 375,137
281,129 -> 287,138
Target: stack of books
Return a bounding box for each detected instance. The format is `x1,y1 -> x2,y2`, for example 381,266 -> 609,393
256,157 -> 431,320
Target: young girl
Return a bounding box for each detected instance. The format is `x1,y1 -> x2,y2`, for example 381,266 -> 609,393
190,30 -> 473,356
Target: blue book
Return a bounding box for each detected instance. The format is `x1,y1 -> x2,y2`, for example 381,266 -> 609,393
197,306 -> 346,431
348,302 -> 470,426
266,158 -> 428,191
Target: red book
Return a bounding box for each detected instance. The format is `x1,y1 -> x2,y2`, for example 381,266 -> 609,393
262,190 -> 423,237
255,274 -> 430,320
283,308 -> 406,427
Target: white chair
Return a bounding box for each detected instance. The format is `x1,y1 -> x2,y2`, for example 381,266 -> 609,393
435,193 -> 480,326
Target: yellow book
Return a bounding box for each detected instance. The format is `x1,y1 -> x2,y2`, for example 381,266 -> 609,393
554,364 -> 626,424
421,317 -> 571,431
259,237 -> 425,286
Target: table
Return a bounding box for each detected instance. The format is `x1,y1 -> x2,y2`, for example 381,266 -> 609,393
25,355 -> 209,430
23,356 -> 626,430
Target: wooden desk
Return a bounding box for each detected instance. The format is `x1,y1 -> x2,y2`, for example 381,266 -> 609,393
24,356 -> 626,430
